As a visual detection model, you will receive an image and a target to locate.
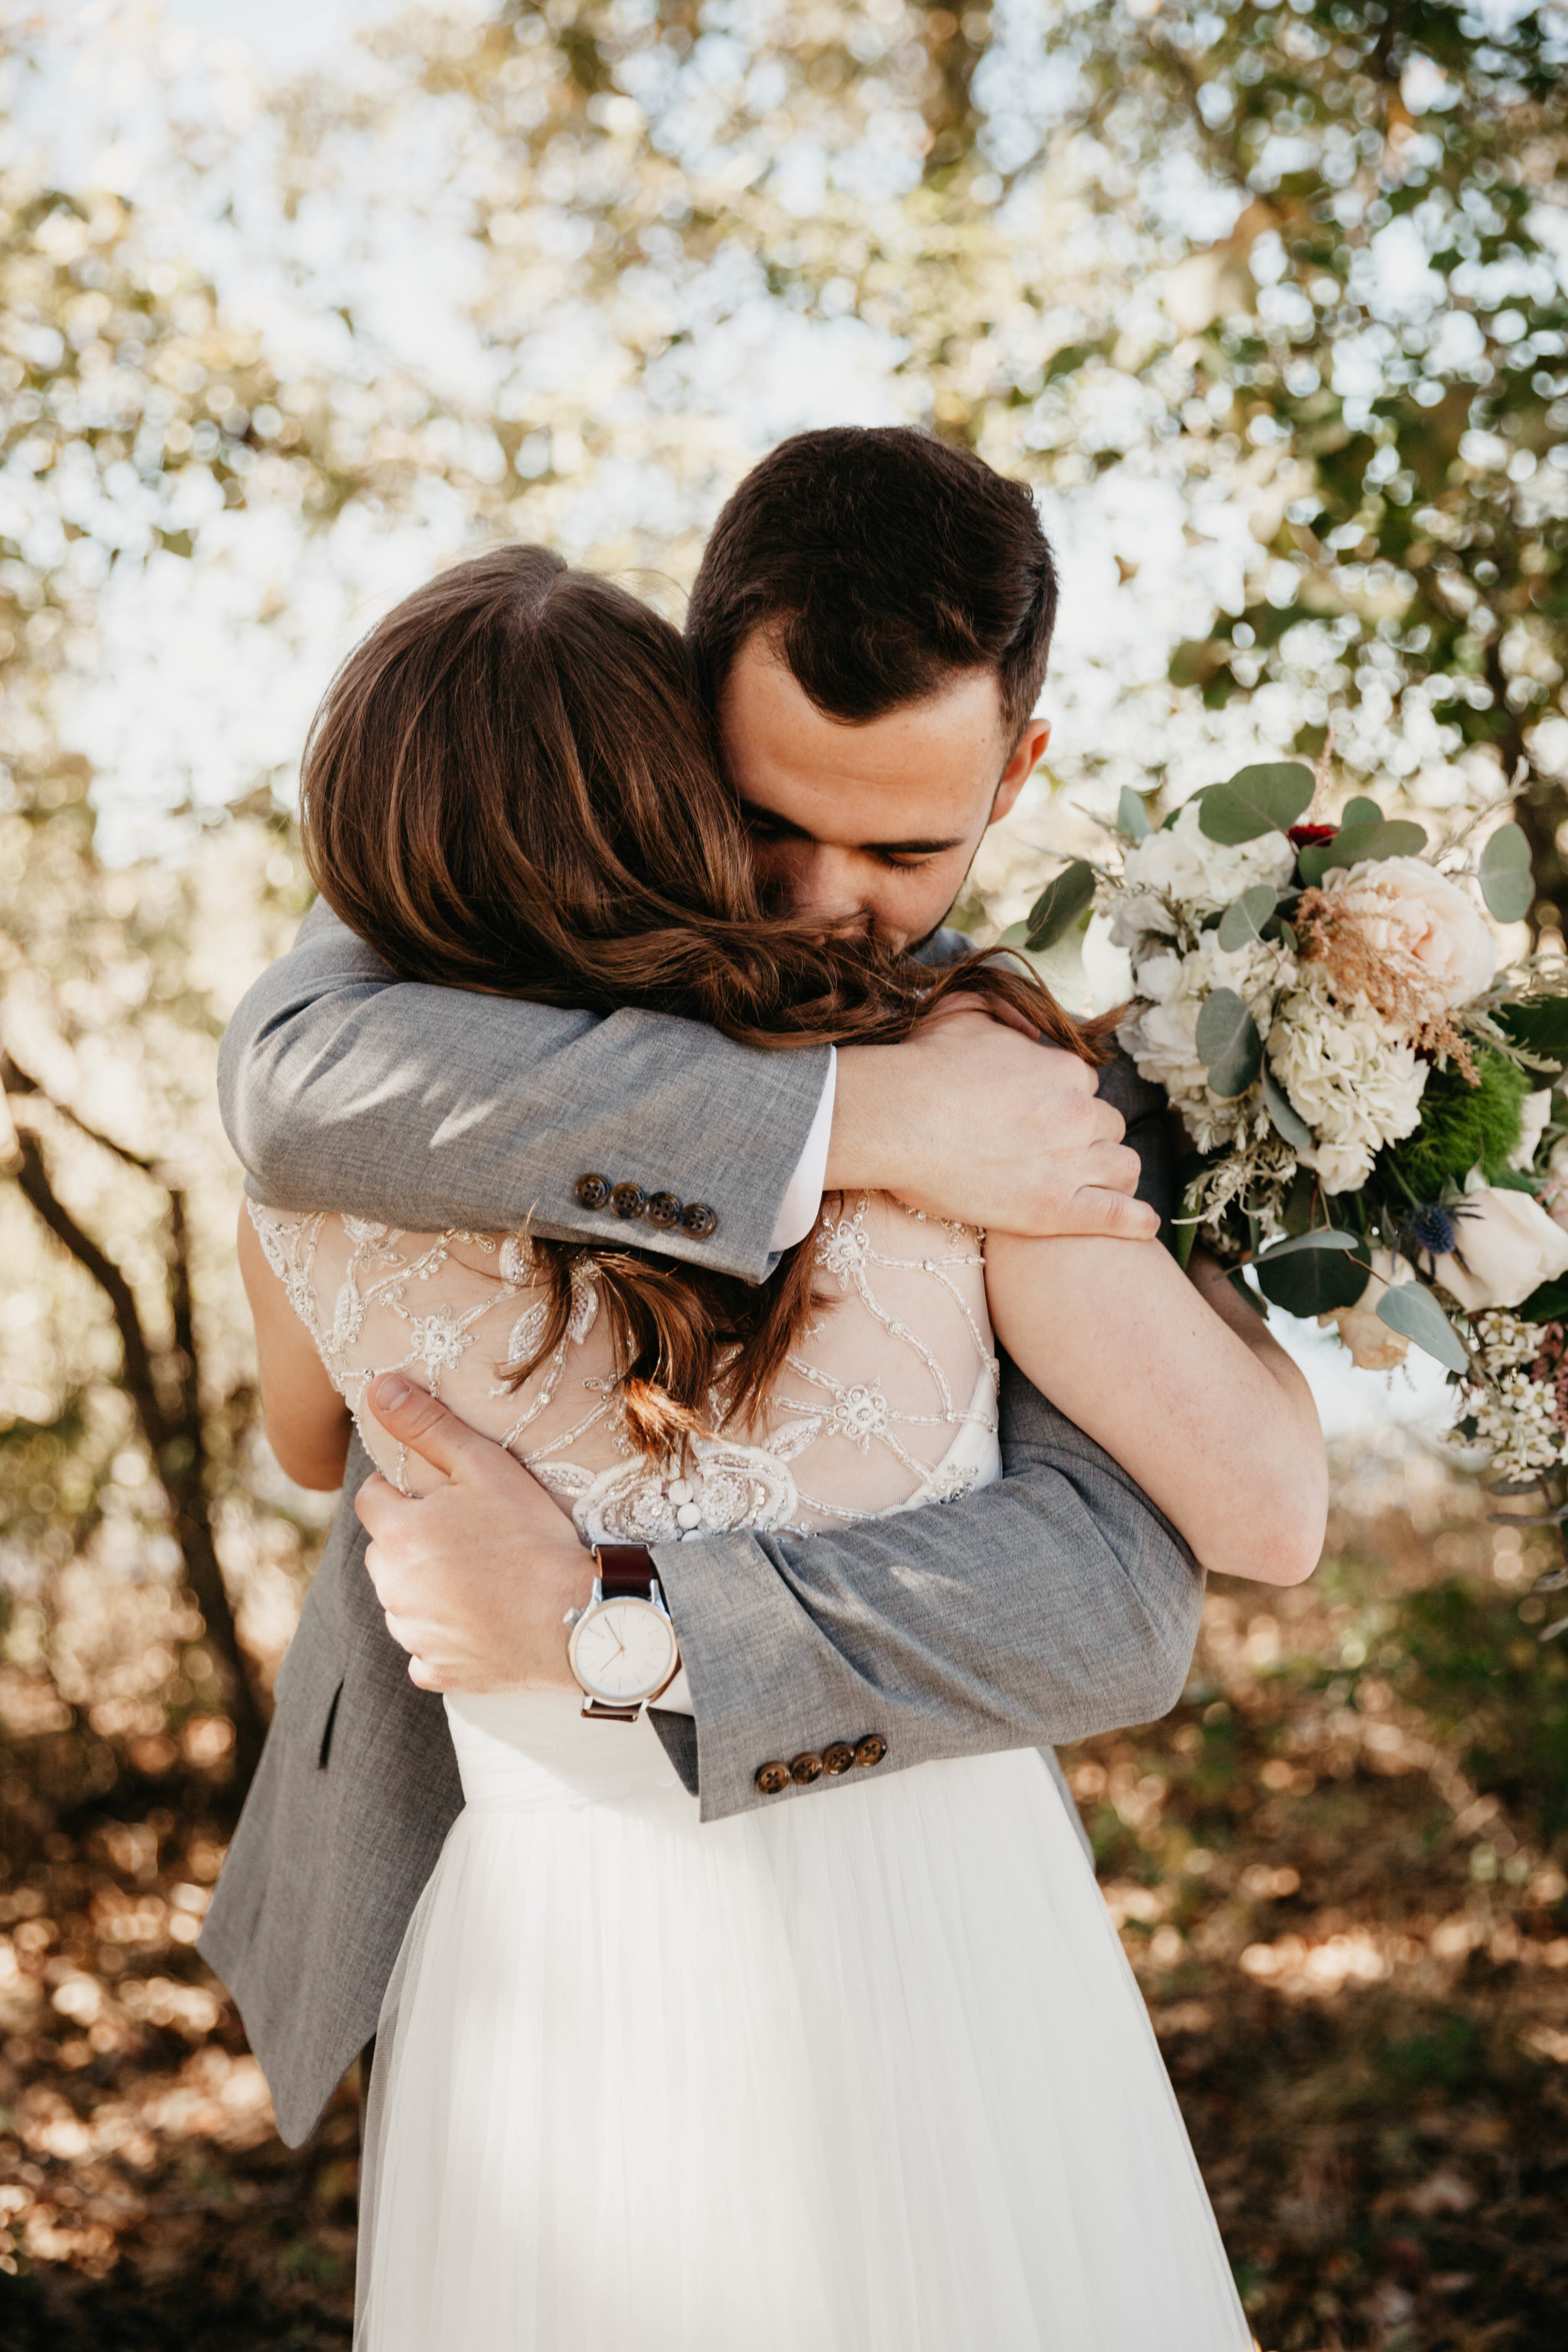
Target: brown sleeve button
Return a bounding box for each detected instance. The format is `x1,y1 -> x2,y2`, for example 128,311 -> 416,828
853,1734 -> 887,1769
575,1173 -> 612,1210
679,1201 -> 718,1239
645,1190 -> 682,1229
790,1751 -> 824,1785
610,1182 -> 648,1219
822,1742 -> 855,1776
755,1760 -> 792,1796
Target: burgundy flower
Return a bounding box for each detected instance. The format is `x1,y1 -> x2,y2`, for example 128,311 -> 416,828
1288,822 -> 1337,849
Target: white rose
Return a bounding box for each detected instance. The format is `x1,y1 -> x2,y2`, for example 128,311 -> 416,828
1110,799 -> 1296,948
1317,1248 -> 1414,1372
1266,969 -> 1428,1195
1427,1185 -> 1568,1313
1315,856 -> 1495,1015
1509,1088 -> 1554,1173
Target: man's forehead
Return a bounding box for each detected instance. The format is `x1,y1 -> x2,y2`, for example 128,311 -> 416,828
720,642 -> 1009,793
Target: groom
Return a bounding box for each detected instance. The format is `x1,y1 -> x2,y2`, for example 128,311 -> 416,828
201,426 -> 1202,2148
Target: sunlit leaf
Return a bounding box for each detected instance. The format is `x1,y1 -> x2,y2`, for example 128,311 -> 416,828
1197,764 -> 1315,844
1195,987 -> 1262,1097
1375,1281 -> 1470,1373
1480,824 -> 1534,924
1117,786 -> 1151,841
1023,860 -> 1096,952
1261,1063 -> 1315,1152
1216,883 -> 1278,951
1296,820 -> 1428,886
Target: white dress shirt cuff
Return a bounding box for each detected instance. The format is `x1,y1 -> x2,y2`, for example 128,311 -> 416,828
768,1048 -> 836,1254
654,1663 -> 694,1716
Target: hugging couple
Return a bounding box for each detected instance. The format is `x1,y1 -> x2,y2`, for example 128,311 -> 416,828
203,426 -> 1325,2348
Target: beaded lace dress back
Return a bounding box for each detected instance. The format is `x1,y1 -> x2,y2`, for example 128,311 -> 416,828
247,1193 -> 1000,1542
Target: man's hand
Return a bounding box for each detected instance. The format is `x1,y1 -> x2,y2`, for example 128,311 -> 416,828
355,1375 -> 593,1693
829,1015 -> 1157,1241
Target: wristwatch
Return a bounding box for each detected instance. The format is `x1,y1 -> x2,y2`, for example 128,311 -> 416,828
564,1543 -> 681,1722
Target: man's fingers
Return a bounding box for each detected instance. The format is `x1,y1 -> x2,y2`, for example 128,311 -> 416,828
355,1470 -> 418,1540
365,1374 -> 495,1480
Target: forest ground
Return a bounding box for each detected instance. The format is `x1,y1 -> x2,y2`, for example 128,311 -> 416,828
1,1438 -> 1566,2351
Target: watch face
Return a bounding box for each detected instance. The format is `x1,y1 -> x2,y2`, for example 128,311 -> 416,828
570,1597 -> 678,1704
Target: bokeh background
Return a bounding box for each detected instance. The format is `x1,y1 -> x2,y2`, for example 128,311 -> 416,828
2,3 -> 1567,2344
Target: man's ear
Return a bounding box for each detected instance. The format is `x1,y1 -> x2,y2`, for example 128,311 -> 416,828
988,717 -> 1051,827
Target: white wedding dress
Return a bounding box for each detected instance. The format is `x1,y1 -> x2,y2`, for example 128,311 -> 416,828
252,1194 -> 1249,2351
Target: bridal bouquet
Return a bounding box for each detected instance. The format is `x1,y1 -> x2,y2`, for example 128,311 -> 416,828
1019,761 -> 1568,1494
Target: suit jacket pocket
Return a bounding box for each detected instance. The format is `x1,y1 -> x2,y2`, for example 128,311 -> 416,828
271,1616 -> 347,1776
315,1677 -> 345,1771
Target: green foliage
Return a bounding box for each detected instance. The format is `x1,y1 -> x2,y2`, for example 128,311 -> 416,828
1023,859 -> 1096,951
1374,1278 -> 1470,1374
1252,1229 -> 1365,1316
1195,985 -> 1264,1096
1196,763 -> 1314,843
1295,818 -> 1428,885
1494,995 -> 1568,1071
1480,822 -> 1535,922
1379,1049 -> 1534,1199
1400,1579 -> 1568,1841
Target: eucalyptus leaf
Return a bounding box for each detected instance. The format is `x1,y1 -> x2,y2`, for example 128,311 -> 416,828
1194,987 -> 1263,1098
1216,883 -> 1279,951
1375,1281 -> 1470,1374
1024,859 -> 1096,952
1117,785 -> 1151,841
1260,1062 -> 1315,1153
1340,795 -> 1382,826
1480,823 -> 1534,923
1253,1233 -> 1367,1316
1296,819 -> 1428,886
1254,1229 -> 1359,1259
1197,762 -> 1315,845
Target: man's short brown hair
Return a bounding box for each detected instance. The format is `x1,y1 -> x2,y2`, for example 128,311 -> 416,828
686,425 -> 1057,741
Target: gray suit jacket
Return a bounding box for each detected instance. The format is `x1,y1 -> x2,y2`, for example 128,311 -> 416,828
201,909 -> 1200,2146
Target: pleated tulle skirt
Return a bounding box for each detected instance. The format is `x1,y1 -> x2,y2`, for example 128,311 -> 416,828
354,1693 -> 1250,2352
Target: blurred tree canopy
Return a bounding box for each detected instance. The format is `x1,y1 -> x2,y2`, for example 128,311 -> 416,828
2,0 -> 1567,1753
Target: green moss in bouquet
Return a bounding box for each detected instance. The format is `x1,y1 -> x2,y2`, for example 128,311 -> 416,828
1377,1050 -> 1534,1202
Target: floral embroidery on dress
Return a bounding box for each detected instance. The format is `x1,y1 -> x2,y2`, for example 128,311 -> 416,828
248,1187 -> 1000,1537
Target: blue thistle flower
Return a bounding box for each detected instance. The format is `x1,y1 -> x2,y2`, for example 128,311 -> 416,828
1404,1202 -> 1461,1260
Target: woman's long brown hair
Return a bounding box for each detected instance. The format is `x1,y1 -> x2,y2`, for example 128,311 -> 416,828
300,544 -> 1116,1453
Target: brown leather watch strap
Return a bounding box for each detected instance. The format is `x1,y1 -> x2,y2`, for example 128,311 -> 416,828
593,1543 -> 658,1600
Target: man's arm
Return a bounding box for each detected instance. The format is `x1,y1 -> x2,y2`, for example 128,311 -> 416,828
355,1365 -> 1203,1823
220,908 -> 1154,1279
653,1364 -> 1201,1820
220,906 -> 827,1280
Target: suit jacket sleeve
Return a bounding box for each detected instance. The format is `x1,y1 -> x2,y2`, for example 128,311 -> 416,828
649,1359 -> 1200,1820
650,1041 -> 1202,1820
218,905 -> 830,1282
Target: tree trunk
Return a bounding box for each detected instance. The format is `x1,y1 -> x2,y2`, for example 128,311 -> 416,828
4,1081 -> 268,1794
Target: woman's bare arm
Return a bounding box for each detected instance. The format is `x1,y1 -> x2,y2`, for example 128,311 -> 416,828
236,1209 -> 352,1490
983,1232 -> 1327,1587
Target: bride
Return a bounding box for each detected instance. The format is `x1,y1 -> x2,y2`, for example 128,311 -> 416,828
238,544 -> 1323,2349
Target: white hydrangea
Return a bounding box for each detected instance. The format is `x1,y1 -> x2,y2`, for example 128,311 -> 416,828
1108,799 -> 1298,950
1118,931 -> 1284,1152
1266,968 -> 1427,1195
